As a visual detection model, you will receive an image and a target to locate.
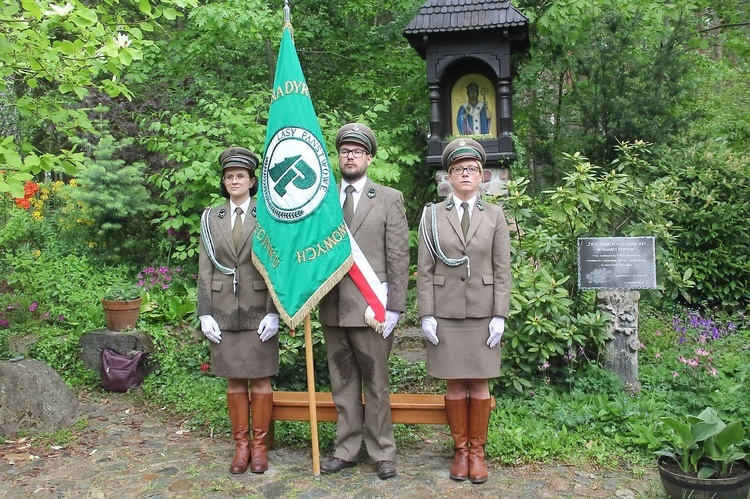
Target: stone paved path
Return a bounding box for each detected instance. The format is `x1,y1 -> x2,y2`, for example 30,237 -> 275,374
0,391 -> 662,498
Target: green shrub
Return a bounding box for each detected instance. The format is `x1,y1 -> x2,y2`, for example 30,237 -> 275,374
656,142 -> 750,308
496,142 -> 684,393
143,89 -> 268,262
0,181 -> 106,264
485,369 -> 668,467
2,247 -> 134,329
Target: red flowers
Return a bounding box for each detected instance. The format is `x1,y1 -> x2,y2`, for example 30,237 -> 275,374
14,181 -> 39,209
200,363 -> 210,372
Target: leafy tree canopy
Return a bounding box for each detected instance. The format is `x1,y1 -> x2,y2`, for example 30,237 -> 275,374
0,0 -> 198,197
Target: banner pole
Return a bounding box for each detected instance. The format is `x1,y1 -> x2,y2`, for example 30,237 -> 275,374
303,313 -> 321,477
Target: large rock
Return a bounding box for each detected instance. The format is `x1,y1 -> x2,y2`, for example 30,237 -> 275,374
0,359 -> 79,438
5,333 -> 39,356
79,329 -> 156,374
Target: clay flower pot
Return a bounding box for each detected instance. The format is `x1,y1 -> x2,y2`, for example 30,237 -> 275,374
101,297 -> 142,331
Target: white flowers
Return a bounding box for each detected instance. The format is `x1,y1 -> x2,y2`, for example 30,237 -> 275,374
113,33 -> 132,48
43,2 -> 74,17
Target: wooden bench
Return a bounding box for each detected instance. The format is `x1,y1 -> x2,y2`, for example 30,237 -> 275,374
268,392 -> 496,448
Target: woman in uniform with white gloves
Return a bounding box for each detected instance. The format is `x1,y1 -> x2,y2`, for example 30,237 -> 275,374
417,138 -> 511,484
197,146 -> 279,475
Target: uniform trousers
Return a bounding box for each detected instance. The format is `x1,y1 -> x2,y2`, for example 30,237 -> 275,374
322,325 -> 396,462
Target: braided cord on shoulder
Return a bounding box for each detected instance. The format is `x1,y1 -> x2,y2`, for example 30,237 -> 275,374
425,204 -> 469,273
200,208 -> 238,296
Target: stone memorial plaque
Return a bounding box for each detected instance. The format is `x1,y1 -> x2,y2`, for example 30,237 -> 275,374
578,237 -> 656,289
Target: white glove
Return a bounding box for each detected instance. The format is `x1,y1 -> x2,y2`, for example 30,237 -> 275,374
421,315 -> 439,346
487,316 -> 505,348
199,315 -> 222,344
382,310 -> 400,339
258,313 -> 280,342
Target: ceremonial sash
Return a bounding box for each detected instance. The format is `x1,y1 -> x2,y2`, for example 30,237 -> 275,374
347,230 -> 387,333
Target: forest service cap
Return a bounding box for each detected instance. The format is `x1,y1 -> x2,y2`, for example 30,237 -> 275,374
218,147 -> 259,172
335,123 -> 377,157
442,138 -> 486,170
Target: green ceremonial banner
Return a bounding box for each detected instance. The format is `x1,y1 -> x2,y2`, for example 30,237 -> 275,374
252,25 -> 352,329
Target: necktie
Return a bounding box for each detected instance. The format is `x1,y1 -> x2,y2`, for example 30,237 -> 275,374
460,202 -> 470,237
343,185 -> 355,225
232,207 -> 243,250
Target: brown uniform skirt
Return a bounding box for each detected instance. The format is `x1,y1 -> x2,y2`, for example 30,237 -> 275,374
209,329 -> 279,379
426,317 -> 501,379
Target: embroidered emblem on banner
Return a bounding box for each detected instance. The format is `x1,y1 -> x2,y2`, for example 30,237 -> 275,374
262,126 -> 329,222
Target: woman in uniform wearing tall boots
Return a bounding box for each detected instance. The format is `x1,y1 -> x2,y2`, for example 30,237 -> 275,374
417,138 -> 511,484
197,147 -> 280,474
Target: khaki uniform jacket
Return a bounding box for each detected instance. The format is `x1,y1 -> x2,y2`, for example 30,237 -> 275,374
319,178 -> 410,327
417,198 -> 511,319
197,199 -> 274,331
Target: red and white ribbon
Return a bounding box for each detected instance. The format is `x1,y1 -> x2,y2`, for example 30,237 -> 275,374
347,230 -> 387,333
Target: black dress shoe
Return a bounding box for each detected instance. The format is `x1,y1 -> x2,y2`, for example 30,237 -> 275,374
374,460 -> 397,479
320,457 -> 357,474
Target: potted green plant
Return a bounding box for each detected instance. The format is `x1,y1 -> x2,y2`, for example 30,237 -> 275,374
656,407 -> 750,499
101,283 -> 143,331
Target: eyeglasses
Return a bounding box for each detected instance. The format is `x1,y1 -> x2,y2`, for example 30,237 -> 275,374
223,173 -> 249,182
338,148 -> 367,158
450,166 -> 480,175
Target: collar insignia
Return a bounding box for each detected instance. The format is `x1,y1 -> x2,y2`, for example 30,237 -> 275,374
366,188 -> 376,198
218,208 -> 227,218
251,206 -> 256,217
446,199 -> 455,210
477,199 -> 485,211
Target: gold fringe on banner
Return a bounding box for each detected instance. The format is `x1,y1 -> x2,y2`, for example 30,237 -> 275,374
252,253 -> 353,330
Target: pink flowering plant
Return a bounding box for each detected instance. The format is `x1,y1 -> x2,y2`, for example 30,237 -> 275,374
0,297 -> 66,330
137,266 -> 183,292
643,309 -> 740,395
137,265 -> 196,326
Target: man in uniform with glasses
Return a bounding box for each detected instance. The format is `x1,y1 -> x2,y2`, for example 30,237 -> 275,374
318,123 -> 409,480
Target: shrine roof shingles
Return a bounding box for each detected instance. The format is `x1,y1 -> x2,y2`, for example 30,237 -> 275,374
403,0 -> 528,35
